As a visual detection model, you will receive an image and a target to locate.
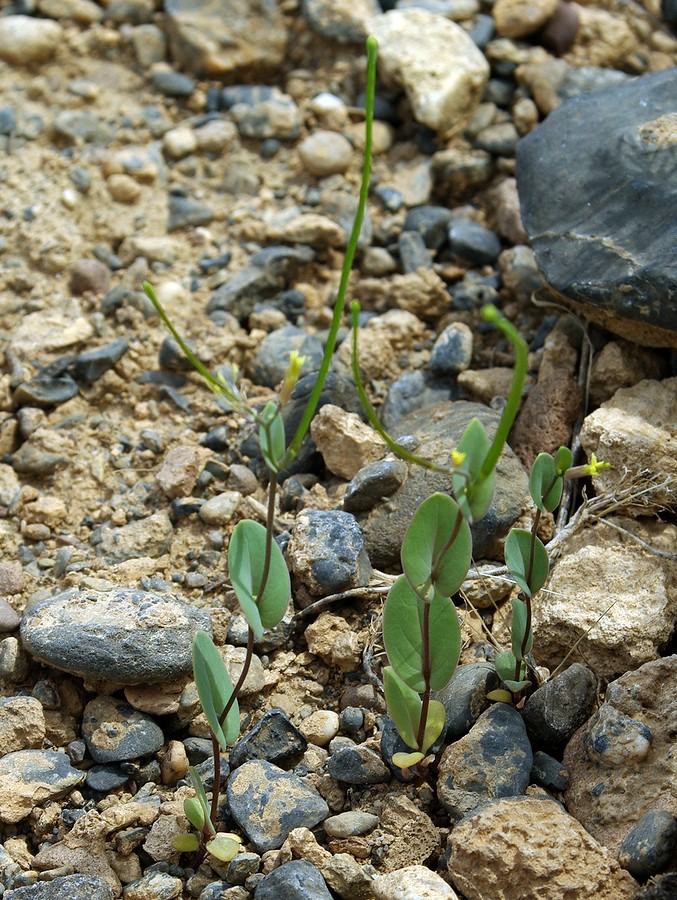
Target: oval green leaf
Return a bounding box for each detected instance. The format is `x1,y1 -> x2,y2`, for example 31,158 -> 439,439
428,592 -> 461,691
505,528 -> 549,596
529,453 -> 563,513
421,699 -> 446,754
510,597 -> 533,660
494,648 -> 518,683
192,632 -> 240,751
401,493 -> 471,599
553,446 -> 573,475
173,833 -> 200,853
384,666 -> 421,751
207,834 -> 242,863
228,519 -> 290,639
383,576 -> 425,693
183,796 -> 205,832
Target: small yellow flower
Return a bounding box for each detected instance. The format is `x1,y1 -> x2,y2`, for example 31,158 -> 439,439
451,449 -> 467,467
279,352 -> 307,404
583,452 -> 611,477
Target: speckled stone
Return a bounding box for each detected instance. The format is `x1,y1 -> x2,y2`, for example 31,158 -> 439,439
254,859 -> 332,899
227,760 -> 329,852
229,709 -> 307,769
0,750 -> 86,824
618,809 -> 677,879
20,587 -> 211,685
4,875 -> 115,900
82,695 -> 165,763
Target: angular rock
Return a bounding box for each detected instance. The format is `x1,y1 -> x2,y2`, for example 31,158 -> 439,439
20,587 -> 211,685
437,703 -> 533,819
0,750 -> 86,824
564,655 -> 677,853
372,865 -> 459,900
4,875 -> 115,900
522,663 -> 597,753
95,511 -> 174,563
372,795 -> 441,872
253,325 -> 323,389
227,760 -> 329,852
164,0 -> 287,79
302,0 -> 380,43
74,338 -> 129,383
254,859 -> 333,899
370,9 -> 489,135
0,696 -> 46,754
343,459 -> 408,513
288,510 -> 372,598
229,709 -> 307,769
532,521 -> 677,679
517,69 -> 677,347
579,377 -> 677,514
311,405 -> 385,480
327,742 -> 391,784
448,796 -> 637,900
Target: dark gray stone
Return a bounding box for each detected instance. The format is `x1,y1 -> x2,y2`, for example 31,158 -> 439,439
252,326 -> 323,389
430,323 -> 473,375
227,760 -> 329,852
85,763 -> 129,792
68,165 -> 92,193
403,205 -> 453,250
168,194 -> 214,231
9,444 -> 70,475
516,68 -> 677,345
437,703 -> 533,819
4,875 -> 114,900
473,122 -> 518,156
229,709 -> 307,769
0,107 -> 16,135
327,743 -> 391,784
398,230 -> 432,273
522,663 -> 597,752
20,587 -> 211,685
448,218 -> 502,265
663,0 -> 677,24
343,459 -> 408,513
618,809 -> 677,879
435,662 -> 500,741
360,401 -> 528,567
381,370 -> 454,430
74,338 -> 129,383
82,695 -> 165,763
530,750 -> 570,791
289,509 -> 372,596
150,70 -> 195,97
634,873 -> 677,900
254,860 -> 332,900
13,374 -> 79,408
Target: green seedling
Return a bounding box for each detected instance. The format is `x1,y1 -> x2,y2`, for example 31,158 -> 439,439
143,35 -> 380,857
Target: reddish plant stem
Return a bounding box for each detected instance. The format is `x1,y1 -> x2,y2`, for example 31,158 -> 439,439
415,601 -> 432,753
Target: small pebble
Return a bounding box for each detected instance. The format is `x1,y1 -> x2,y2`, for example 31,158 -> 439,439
229,709 -> 307,769
82,695 -> 165,764
323,811 -> 379,838
584,705 -> 652,767
618,810 -> 677,879
448,219 -> 502,265
299,710 -> 340,747
198,491 -> 242,525
107,173 -> 141,203
327,742 -> 391,784
150,70 -> 195,97
298,130 -> 353,177
430,322 -> 474,375
70,258 -> 111,295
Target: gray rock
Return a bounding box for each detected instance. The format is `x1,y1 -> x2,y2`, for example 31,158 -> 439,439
20,587 -> 211,685
13,374 -> 79,408
0,106 -> 16,134
9,443 -> 70,476
85,763 -> 129,792
253,326 -> 324,389
4,875 -> 114,900
360,401 -> 528,567
117,873 -> 183,898
288,509 -> 372,597
227,87 -> 301,141
381,371 -> 454,429
618,809 -> 677,879
430,322 -> 473,375
53,110 -> 110,144
398,230 -> 432,273
473,121 -> 519,156
437,703 -> 533,819
0,750 -> 86,825
254,860 -> 332,899
403,205 -> 454,251
82,695 -> 165,763
323,811 -> 379,837
301,0 -> 380,43
150,70 -> 195,97
584,705 -> 652,767
168,194 -> 214,231
227,760 -> 329,852
522,663 -> 597,752
530,750 -> 570,791
327,743 -> 391,784
516,68 -> 677,347
435,662 -> 500,741
343,459 -> 408,513
74,338 -> 129,383
448,218 -> 502,265
229,709 -> 307,769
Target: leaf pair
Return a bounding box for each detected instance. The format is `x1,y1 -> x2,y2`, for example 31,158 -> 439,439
529,447 -> 572,513
384,667 -> 446,757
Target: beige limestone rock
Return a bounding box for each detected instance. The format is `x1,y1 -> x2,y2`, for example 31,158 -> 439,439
220,645 -> 266,695
589,341 -> 667,407
579,377 -> 677,514
0,15 -> 63,65
373,865 -> 459,899
310,405 -> 386,480
370,9 -> 489,135
143,813 -> 186,863
564,655 -> 677,853
373,795 -> 441,873
448,796 -> 637,899
0,696 -> 46,753
354,269 -> 450,321
155,445 -> 210,499
532,520 -> 677,679
336,309 -> 426,381
493,0 -> 559,37
304,612 -> 363,673
564,5 -> 638,68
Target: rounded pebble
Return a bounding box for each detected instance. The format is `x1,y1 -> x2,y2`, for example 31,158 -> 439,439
82,695 -> 165,764
323,811 -> 379,838
618,809 -> 677,879
299,710 -> 340,746
298,130 -> 353,177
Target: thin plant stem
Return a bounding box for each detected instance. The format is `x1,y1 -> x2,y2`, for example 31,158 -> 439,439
416,601 -> 432,752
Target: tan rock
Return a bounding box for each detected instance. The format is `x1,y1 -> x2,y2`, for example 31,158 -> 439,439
0,15 -> 63,65
299,710 -> 340,747
37,0 -> 103,22
336,309 -> 426,381
370,9 -> 489,135
589,341 -> 668,407
564,655 -> 677,853
311,405 -> 386,480
0,696 -> 45,753
220,645 -> 266,695
143,813 -> 186,863
124,680 -> 187,716
532,520 -> 677,679
304,613 -> 362,673
354,269 -> 450,322
448,796 -> 637,899
107,173 -> 141,204
374,795 -> 441,872
22,495 -> 67,527
373,864 -> 459,899
579,377 -> 677,514
564,5 -> 637,67
156,445 -> 210,499
493,0 -> 558,36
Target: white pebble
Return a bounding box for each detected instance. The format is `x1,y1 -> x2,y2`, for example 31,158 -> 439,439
298,130 -> 353,177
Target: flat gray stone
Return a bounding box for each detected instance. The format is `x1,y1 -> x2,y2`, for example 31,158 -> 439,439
0,750 -> 86,824
20,587 -> 211,685
517,68 -> 677,347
